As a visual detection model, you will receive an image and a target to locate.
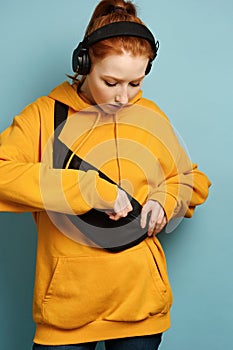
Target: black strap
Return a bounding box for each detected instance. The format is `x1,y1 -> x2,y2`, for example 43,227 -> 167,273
54,100 -> 69,130
53,100 -> 148,252
53,101 -> 72,168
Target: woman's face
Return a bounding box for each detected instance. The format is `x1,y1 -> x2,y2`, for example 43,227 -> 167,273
80,51 -> 149,114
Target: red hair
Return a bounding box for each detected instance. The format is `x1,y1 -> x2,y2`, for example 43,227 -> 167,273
85,0 -> 154,64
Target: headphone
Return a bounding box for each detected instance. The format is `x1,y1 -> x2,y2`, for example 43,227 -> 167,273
72,21 -> 159,76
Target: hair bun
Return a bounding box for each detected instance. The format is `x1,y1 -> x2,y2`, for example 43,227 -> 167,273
108,5 -> 129,15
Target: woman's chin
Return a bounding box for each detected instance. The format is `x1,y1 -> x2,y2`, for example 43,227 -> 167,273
98,103 -> 122,115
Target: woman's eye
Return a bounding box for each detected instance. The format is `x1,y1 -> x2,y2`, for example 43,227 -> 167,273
105,81 -> 117,87
130,82 -> 140,87
104,81 -> 141,87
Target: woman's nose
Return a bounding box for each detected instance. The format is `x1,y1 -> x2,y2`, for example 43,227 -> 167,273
115,88 -> 129,105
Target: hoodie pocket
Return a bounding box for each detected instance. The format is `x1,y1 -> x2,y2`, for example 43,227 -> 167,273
42,244 -> 172,329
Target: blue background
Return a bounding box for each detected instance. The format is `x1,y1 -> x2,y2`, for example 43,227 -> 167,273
0,1 -> 232,349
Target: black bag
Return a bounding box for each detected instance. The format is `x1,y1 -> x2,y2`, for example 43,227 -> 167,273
53,101 -> 148,252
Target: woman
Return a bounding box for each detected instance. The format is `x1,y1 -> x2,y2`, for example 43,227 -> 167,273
0,1 -> 211,349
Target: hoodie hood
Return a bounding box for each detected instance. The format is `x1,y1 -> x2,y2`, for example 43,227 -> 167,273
48,81 -> 143,112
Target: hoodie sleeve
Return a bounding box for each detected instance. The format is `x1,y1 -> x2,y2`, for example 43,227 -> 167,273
139,99 -> 211,220
149,148 -> 211,221
0,100 -> 117,214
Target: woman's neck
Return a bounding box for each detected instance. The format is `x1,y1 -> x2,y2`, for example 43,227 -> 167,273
78,78 -> 95,105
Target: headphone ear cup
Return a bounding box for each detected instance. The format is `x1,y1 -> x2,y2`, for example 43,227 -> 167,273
79,51 -> 91,75
145,41 -> 159,75
145,60 -> 152,75
72,42 -> 91,75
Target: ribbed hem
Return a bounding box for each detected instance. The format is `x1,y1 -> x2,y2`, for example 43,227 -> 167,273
33,312 -> 170,346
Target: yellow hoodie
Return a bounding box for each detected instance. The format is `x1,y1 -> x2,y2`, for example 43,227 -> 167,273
0,81 -> 211,345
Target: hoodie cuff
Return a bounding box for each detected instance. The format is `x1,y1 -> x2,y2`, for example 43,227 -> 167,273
149,191 -> 177,221
94,176 -> 118,209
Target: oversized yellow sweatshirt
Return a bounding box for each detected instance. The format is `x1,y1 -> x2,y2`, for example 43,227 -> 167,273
0,81 -> 211,345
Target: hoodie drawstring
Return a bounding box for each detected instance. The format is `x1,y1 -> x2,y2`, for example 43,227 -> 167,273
65,111 -> 122,187
113,113 -> 122,187
65,112 -> 101,169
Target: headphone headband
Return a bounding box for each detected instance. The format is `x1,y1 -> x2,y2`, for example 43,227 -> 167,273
72,21 -> 159,75
83,21 -> 158,55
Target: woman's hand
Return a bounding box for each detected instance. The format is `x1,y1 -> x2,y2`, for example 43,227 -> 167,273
140,200 -> 167,236
106,188 -> 133,221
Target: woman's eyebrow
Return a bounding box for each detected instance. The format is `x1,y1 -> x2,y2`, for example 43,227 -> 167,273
103,75 -> 145,82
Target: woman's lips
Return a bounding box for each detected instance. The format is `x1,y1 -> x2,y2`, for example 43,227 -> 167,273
105,104 -> 122,112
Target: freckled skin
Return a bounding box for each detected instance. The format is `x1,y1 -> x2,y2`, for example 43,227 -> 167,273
80,51 -> 148,112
